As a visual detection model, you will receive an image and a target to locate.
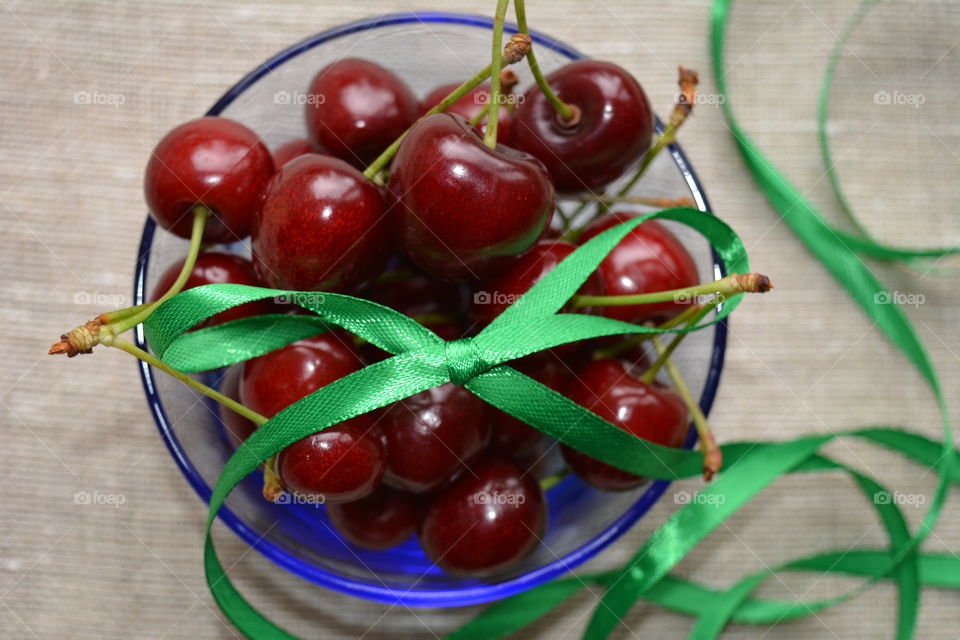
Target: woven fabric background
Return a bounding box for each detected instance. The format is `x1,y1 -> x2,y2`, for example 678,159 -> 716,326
2,1 -> 958,638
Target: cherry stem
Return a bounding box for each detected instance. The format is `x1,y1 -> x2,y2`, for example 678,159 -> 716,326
468,103 -> 493,127
638,304 -> 714,384
591,304 -> 704,361
483,0 -> 511,149
514,0 -> 576,123
109,336 -> 265,426
48,205 -> 210,358
538,468 -> 570,491
570,194 -> 696,210
111,205 -> 210,335
110,336 -> 289,499
650,333 -> 721,480
570,273 -> 773,309
360,33 -> 531,182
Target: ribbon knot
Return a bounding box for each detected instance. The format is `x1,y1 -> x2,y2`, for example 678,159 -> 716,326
443,338 -> 489,385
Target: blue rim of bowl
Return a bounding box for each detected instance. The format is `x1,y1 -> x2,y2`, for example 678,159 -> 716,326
133,11 -> 728,608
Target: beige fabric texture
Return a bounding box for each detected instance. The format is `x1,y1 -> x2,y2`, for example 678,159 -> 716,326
2,0 -> 959,638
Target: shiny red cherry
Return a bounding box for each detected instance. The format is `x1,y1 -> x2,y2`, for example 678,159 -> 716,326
305,58 -> 418,168
219,364 -> 257,449
419,82 -> 513,144
240,333 -> 385,503
380,383 -> 490,494
151,251 -> 275,329
562,359 -> 688,491
389,113 -> 555,281
144,116 -> 274,243
512,60 -> 653,193
420,457 -> 545,576
489,352 -> 568,455
251,154 -> 391,293
271,138 -> 321,168
579,213 -> 698,323
468,239 -> 601,326
326,486 -> 419,550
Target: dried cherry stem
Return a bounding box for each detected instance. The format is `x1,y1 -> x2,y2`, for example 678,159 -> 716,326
638,304 -> 714,384
109,336 -> 288,500
514,0 -> 577,124
483,0 -> 512,149
570,272 -> 772,309
608,67 -> 699,207
49,205 -> 210,357
591,304 -> 704,361
362,32 -> 531,181
570,194 -> 696,209
650,333 -> 722,481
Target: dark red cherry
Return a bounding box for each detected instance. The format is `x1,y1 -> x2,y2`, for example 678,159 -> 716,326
562,359 -> 688,491
305,58 -> 418,168
389,113 -> 555,281
251,154 -> 391,293
489,352 -> 568,455
380,383 -> 490,494
326,486 -> 419,550
240,333 -> 385,503
468,240 -> 602,326
420,82 -> 513,144
512,60 -> 653,193
420,457 -> 545,576
579,213 -> 698,323
271,138 -> 322,168
219,364 -> 257,449
144,116 -> 274,243
151,251 -> 275,329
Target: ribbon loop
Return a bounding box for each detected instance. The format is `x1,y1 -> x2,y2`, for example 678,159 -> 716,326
444,337 -> 490,385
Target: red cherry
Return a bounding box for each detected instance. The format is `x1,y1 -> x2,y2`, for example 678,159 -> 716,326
219,364 -> 256,449
420,457 -> 545,576
305,58 -> 418,168
144,116 -> 274,243
380,383 -> 490,494
562,359 -> 688,491
240,334 -> 385,503
489,352 -> 568,455
419,83 -> 513,144
151,251 -> 275,329
512,60 -> 653,193
579,213 -> 698,323
271,138 -> 322,168
389,113 -> 555,281
468,239 -> 602,326
326,486 -> 419,550
251,154 -> 391,293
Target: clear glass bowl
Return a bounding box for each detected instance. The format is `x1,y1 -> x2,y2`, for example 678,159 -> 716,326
133,12 -> 726,608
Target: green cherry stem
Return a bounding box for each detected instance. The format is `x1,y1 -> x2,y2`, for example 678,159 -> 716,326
591,303 -> 704,361
483,0 -> 511,149
361,33 -> 531,181
49,205 -> 210,357
638,304 -> 714,384
570,273 -> 772,309
468,103 -> 493,127
109,335 -> 286,499
514,0 -> 576,123
650,332 -> 722,480
109,336 -> 264,426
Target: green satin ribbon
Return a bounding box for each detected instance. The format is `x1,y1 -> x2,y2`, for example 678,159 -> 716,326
138,2 -> 960,638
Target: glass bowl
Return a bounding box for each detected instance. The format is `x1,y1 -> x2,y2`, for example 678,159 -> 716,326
133,11 -> 726,608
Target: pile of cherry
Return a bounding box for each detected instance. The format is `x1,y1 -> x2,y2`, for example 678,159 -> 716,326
143,55 -> 703,578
